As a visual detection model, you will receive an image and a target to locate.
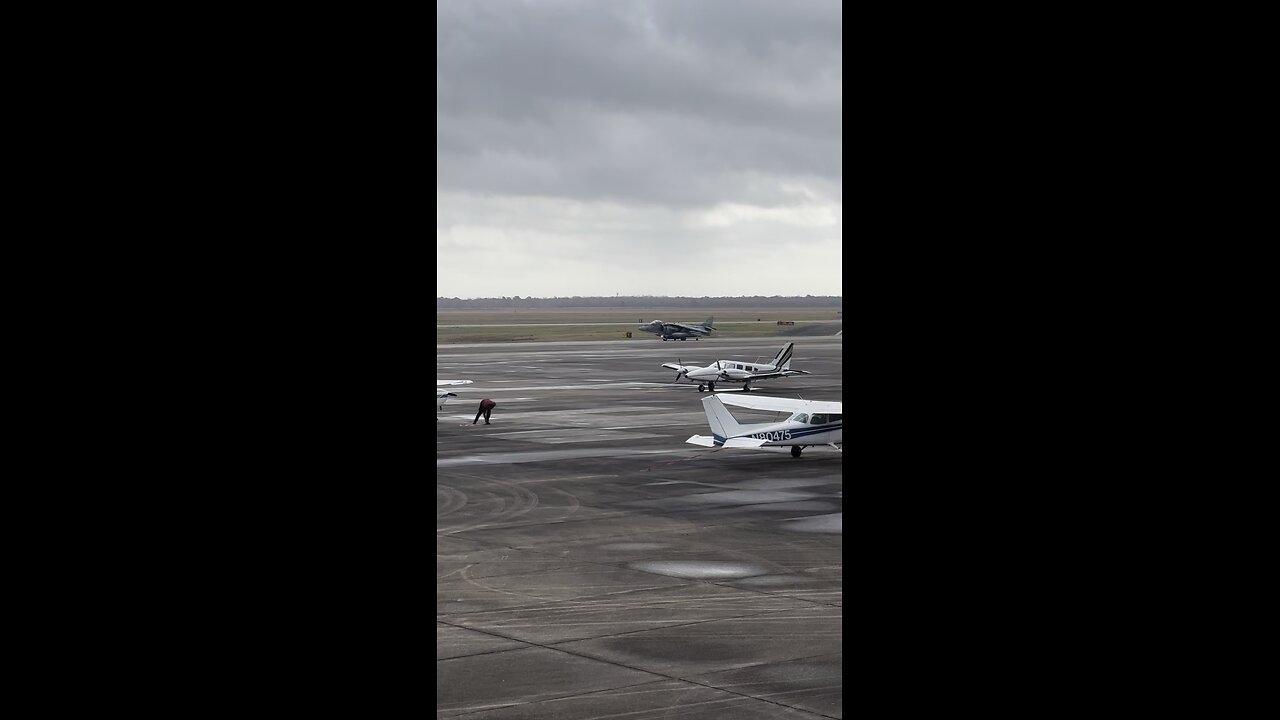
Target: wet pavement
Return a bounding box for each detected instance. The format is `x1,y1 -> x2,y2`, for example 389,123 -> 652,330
438,337 -> 842,719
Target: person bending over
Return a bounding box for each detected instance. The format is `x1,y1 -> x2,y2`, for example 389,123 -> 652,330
473,398 -> 496,425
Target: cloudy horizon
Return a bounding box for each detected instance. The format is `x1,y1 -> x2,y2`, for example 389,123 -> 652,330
437,0 -> 842,299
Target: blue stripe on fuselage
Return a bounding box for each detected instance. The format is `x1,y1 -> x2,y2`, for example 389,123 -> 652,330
777,423 -> 842,439
714,423 -> 841,445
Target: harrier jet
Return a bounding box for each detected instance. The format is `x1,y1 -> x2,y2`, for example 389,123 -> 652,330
638,316 -> 714,341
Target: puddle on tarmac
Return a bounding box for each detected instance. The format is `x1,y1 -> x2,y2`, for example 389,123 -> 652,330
598,542 -> 667,551
629,560 -> 768,579
783,513 -> 842,534
731,574 -> 812,586
748,501 -> 838,512
685,490 -> 813,504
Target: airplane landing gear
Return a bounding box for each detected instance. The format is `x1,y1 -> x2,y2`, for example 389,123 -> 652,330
742,383 -> 751,392
791,446 -> 803,458
697,384 -> 705,392
708,382 -> 716,392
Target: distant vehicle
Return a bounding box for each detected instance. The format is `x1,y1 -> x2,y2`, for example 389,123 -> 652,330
662,342 -> 811,392
437,379 -> 473,418
687,393 -> 842,458
638,316 -> 714,341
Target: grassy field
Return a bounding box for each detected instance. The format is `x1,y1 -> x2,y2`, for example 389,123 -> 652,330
436,307 -> 843,343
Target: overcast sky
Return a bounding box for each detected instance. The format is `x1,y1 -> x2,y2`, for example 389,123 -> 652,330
437,0 -> 841,299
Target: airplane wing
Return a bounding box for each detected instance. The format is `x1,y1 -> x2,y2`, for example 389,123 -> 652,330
716,394 -> 842,414
661,363 -> 697,372
437,380 -> 473,386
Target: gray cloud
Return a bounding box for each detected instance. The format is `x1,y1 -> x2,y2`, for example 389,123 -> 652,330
437,0 -> 841,298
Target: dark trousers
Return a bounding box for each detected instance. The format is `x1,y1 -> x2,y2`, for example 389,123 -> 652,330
473,407 -> 492,424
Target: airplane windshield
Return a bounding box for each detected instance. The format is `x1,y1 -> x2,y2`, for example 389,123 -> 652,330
792,413 -> 809,424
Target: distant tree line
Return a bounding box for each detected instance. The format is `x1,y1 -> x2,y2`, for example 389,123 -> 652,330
437,296 -> 842,309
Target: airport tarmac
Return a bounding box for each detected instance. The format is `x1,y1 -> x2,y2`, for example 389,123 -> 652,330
438,337 -> 842,719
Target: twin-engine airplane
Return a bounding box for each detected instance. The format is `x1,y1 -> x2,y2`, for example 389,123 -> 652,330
662,342 -> 811,392
638,316 -> 714,341
687,393 -> 842,458
437,380 -> 473,417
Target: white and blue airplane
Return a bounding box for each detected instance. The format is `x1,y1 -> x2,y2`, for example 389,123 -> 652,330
662,342 -> 811,392
687,393 -> 842,458
437,379 -> 473,417
638,316 -> 714,341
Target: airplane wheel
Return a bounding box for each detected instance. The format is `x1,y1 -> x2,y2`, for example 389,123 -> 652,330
708,383 -> 715,392
791,446 -> 803,458
697,385 -> 705,392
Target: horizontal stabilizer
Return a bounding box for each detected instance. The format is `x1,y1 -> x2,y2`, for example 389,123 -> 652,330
723,437 -> 769,448
686,435 -> 717,447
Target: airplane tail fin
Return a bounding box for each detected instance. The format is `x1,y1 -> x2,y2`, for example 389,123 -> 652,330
704,316 -> 714,330
701,395 -> 744,440
772,342 -> 795,369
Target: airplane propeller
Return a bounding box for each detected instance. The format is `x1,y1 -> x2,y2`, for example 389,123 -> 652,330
673,358 -> 689,382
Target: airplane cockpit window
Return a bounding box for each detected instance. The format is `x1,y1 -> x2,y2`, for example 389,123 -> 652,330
793,413 -> 809,424
810,414 -> 828,424
828,414 -> 842,422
